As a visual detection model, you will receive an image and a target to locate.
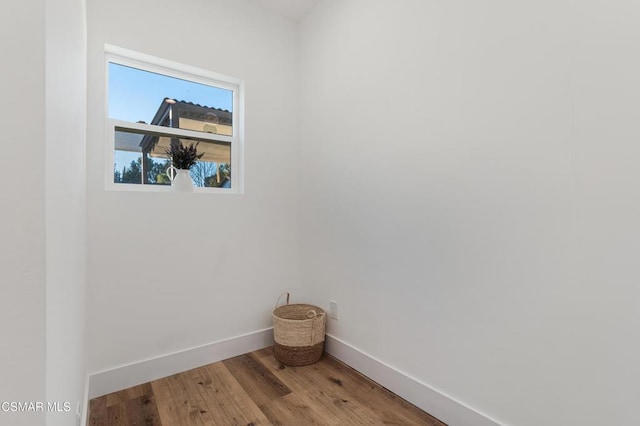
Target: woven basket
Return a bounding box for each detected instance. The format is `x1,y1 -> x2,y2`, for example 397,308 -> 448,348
272,293 -> 326,366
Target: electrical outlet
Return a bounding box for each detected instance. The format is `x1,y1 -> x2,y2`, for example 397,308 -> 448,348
329,300 -> 338,319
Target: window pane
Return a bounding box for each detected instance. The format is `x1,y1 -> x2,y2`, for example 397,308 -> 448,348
190,161 -> 232,188
114,129 -> 231,188
113,130 -> 171,185
108,63 -> 233,136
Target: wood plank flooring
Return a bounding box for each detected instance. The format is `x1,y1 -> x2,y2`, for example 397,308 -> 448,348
89,347 -> 445,425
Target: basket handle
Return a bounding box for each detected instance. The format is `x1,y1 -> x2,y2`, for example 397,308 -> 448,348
274,292 -> 290,310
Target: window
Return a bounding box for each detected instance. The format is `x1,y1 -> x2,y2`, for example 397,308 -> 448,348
104,45 -> 244,192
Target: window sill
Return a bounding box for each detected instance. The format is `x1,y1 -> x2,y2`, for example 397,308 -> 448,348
105,183 -> 240,194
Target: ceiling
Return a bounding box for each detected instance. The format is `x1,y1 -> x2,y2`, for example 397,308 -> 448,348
246,0 -> 322,21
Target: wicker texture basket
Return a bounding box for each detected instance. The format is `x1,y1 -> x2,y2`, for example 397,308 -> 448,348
272,293 -> 326,366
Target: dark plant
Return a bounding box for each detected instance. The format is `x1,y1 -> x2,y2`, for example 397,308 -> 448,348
165,140 -> 204,169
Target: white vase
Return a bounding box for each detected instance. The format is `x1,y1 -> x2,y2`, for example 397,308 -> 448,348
168,168 -> 194,192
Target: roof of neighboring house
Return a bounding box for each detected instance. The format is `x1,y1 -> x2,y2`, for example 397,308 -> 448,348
140,98 -> 233,154
149,98 -> 232,127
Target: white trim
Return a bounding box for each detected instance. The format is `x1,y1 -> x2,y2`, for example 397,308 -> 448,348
88,328 -> 274,399
325,334 -> 503,426
111,119 -> 234,143
105,44 -> 243,88
234,80 -> 245,193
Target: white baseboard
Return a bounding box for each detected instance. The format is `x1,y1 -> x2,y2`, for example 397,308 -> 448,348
88,328 -> 274,400
324,334 -> 502,426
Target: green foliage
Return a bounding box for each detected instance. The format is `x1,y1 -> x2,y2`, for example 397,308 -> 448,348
120,158 -> 142,183
114,166 -> 122,183
114,156 -> 171,185
147,159 -> 171,184
156,172 -> 171,185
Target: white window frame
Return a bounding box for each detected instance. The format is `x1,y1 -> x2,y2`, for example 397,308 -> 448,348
104,44 -> 244,194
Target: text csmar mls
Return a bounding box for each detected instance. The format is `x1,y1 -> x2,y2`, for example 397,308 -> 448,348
1,401 -> 72,412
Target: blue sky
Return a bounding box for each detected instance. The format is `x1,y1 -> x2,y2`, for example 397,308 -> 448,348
109,63 -> 233,123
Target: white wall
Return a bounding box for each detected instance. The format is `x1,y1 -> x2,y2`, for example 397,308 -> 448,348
86,0 -> 301,373
45,0 -> 88,424
299,1 -> 640,425
0,1 -> 46,425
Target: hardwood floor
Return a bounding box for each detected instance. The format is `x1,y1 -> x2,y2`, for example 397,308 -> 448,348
89,346 -> 446,425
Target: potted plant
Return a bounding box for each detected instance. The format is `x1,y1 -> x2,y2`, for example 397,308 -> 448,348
165,140 -> 204,191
